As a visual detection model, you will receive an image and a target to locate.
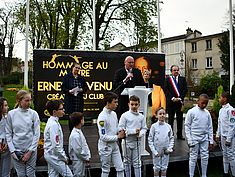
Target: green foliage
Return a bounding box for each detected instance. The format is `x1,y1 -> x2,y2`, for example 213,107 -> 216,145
3,84 -> 34,110
3,91 -> 16,110
4,84 -> 23,89
0,72 -> 32,88
1,72 -> 23,85
181,105 -> 193,114
40,122 -> 46,133
119,0 -> 158,51
22,85 -> 29,90
13,0 -> 158,50
218,31 -> 230,73
199,73 -> 222,98
3,85 -> 21,110
14,0 -> 85,49
212,85 -> 223,117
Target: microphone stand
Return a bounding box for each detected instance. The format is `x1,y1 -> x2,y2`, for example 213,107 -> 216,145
113,71 -> 133,93
113,81 -> 125,93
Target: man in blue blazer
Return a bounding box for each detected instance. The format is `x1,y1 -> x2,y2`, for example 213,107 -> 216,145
164,65 -> 188,140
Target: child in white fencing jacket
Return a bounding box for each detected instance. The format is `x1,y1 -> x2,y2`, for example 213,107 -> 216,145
5,90 -> 40,177
185,94 -> 213,177
119,95 -> 147,177
216,91 -> 235,177
148,107 -> 174,177
0,97 -> 11,177
44,100 -> 73,177
69,112 -> 91,177
97,92 -> 125,177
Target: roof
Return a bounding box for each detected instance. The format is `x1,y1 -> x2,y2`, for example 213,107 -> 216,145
162,34 -> 188,43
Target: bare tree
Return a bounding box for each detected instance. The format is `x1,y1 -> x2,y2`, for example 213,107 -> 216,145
0,7 -> 15,76
15,0 -> 85,49
83,0 -> 158,50
14,0 -> 158,50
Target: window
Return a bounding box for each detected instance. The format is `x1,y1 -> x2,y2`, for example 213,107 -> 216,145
191,42 -> 197,52
163,45 -> 168,53
192,59 -> 197,69
206,40 -> 212,50
206,57 -> 213,68
175,42 -> 179,53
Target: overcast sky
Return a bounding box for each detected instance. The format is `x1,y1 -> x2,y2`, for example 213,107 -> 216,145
160,0 -> 229,38
0,0 -> 231,59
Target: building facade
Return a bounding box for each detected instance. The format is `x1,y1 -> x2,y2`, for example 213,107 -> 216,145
109,28 -> 225,86
161,28 -> 201,76
185,32 -> 224,85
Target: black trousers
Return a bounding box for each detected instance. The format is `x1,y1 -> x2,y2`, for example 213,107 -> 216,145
167,102 -> 183,138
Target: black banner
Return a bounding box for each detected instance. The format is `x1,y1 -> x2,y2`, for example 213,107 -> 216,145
33,49 -> 165,121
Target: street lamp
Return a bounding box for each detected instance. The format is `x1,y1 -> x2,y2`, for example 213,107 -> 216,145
92,0 -> 96,50
157,0 -> 163,53
229,0 -> 234,93
0,24 -> 4,77
24,0 -> 30,88
180,50 -> 185,76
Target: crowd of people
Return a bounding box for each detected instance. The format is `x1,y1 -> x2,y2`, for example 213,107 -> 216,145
0,56 -> 234,177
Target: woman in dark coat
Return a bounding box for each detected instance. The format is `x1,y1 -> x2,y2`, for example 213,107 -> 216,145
62,62 -> 88,131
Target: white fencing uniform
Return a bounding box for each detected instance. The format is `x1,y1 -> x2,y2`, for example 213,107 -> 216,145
5,107 -> 40,177
118,110 -> 147,177
44,116 -> 73,177
148,121 -> 174,174
216,103 -> 235,176
0,115 -> 11,177
185,105 -> 213,177
69,127 -> 91,177
97,107 -> 124,177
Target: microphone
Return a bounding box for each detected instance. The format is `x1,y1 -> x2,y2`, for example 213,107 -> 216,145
127,69 -> 133,80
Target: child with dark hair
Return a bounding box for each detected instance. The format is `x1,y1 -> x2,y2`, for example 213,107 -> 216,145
5,90 -> 40,177
0,97 -> 11,177
148,107 -> 174,177
69,112 -> 91,177
119,95 -> 147,177
216,91 -> 235,177
185,94 -> 214,177
44,100 -> 73,177
97,92 -> 125,177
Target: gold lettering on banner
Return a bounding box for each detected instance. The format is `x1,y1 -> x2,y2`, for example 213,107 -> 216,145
83,94 -> 104,100
78,70 -> 90,77
59,70 -> 68,77
87,82 -> 112,91
81,62 -> 93,69
42,61 -> 73,69
89,93 -> 104,99
47,93 -> 64,100
96,62 -> 108,69
38,81 -> 62,91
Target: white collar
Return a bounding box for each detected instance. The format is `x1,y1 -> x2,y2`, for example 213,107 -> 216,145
222,103 -> 230,108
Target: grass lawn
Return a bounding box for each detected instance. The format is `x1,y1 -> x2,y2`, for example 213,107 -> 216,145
3,84 -> 35,110
3,85 -> 21,110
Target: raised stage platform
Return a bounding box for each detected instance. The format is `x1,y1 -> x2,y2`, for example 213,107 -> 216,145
36,124 -> 222,174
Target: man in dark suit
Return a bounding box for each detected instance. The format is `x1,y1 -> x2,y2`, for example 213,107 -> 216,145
113,56 -> 145,117
164,65 -> 188,140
